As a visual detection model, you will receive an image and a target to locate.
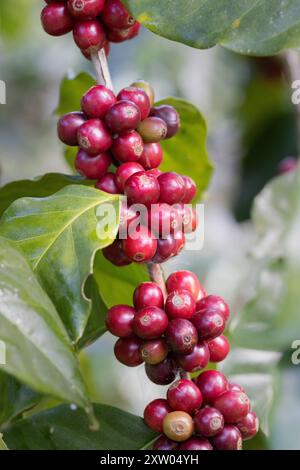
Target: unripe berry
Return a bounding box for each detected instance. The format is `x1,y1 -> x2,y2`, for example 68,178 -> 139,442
214,390 -> 250,424
139,143 -> 163,170
144,399 -> 172,433
111,131 -> 144,163
114,337 -> 143,367
145,356 -> 177,385
196,295 -> 230,321
75,149 -> 111,179
163,411 -> 194,442
208,334 -> 230,362
81,85 -> 116,119
137,117 -> 168,143
115,162 -> 144,192
140,338 -> 168,365
181,175 -> 197,203
107,23 -> 140,43
57,112 -> 86,146
77,119 -> 112,155
67,0 -> 105,20
166,270 -> 205,302
131,80 -> 155,107
211,425 -> 243,450
73,20 -> 106,52
194,406 -> 224,437
175,342 -> 209,372
236,411 -> 259,440
122,226 -> 157,263
178,438 -> 213,450
133,282 -> 164,310
166,318 -> 198,355
152,234 -> 178,263
101,0 -> 136,30
193,308 -> 226,341
117,87 -> 151,121
124,171 -> 160,207
41,3 -> 74,36
106,304 -> 136,337
102,239 -> 132,267
133,306 -> 168,340
95,172 -> 119,194
165,289 -> 196,320
158,172 -> 185,205
152,436 -> 178,451
150,105 -> 180,139
167,379 -> 202,414
195,370 -> 229,405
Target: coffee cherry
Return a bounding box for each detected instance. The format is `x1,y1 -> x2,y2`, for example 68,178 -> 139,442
114,337 -> 143,367
211,425 -> 243,450
101,0 -> 136,30
133,282 -> 164,310
137,117 -> 168,143
73,20 -> 106,52
145,356 -> 177,385
105,100 -> 141,134
166,270 -> 205,302
147,168 -> 162,178
75,149 -> 111,179
166,318 -> 198,355
111,131 -> 144,163
208,335 -> 230,362
193,309 -> 226,341
194,407 -> 224,437
57,112 -> 86,146
67,0 -> 105,20
102,239 -> 132,266
174,230 -> 186,255
195,370 -> 229,405
150,105 -> 180,139
95,172 -> 119,194
107,23 -> 140,43
77,119 -> 112,155
131,80 -> 155,107
122,226 -> 157,263
229,383 -> 245,393
139,143 -> 163,170
124,171 -> 160,207
147,203 -> 179,238
144,399 -> 172,433
133,306 -> 168,340
41,3 -> 74,36
176,204 -> 198,233
196,295 -> 230,321
81,85 -> 116,119
158,172 -> 185,205
175,342 -> 209,372
167,379 -> 202,414
181,175 -> 197,203
81,39 -> 110,59
214,390 -> 250,424
165,289 -> 196,320
163,411 -> 194,442
106,304 -> 136,337
115,162 -> 144,192
152,436 -> 178,451
152,234 -> 178,263
178,437 -> 213,450
117,87 -> 151,121
236,411 -> 259,440
140,339 -> 168,365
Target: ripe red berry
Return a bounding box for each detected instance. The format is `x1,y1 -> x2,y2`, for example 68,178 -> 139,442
131,80 -> 155,107
81,85 -> 116,119
105,100 -> 141,134
193,309 -> 226,341
73,20 -> 106,52
196,294 -> 230,321
114,337 -> 143,367
139,143 -> 163,170
133,306 -> 168,340
150,105 -> 180,139
133,282 -> 164,310
140,338 -> 168,365
115,162 -> 144,192
208,334 -> 230,362
214,390 -> 250,424
77,119 -> 112,155
101,0 -> 136,30
107,23 -> 140,43
81,39 -> 110,59
102,239 -> 132,266
124,171 -> 160,207
95,172 -> 119,194
41,3 -> 74,36
106,304 -> 136,337
163,411 -> 194,442
158,172 -> 185,205
165,289 -> 196,320
57,111 -> 86,146
117,87 -> 151,121
75,149 -> 111,179
167,379 -> 202,414
194,406 -> 224,437
175,342 -> 209,372
145,356 -> 177,385
181,175 -> 197,203
229,383 -> 245,393
152,436 -> 178,451
111,131 -> 144,163
147,203 -> 179,238
195,370 -> 229,405
166,318 -> 198,355
152,234 -> 178,263
166,270 -> 205,302
144,399 -> 172,433
67,0 -> 105,20
211,425 -> 243,450
236,411 -> 259,440
137,117 -> 168,143
174,230 -> 186,255
178,437 -> 213,450
122,226 -> 157,263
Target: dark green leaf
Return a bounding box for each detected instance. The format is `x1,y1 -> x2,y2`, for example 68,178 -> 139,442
56,72 -> 96,116
0,434 -> 8,450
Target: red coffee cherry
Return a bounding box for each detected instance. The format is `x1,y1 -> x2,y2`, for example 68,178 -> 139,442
176,203 -> 198,234
208,334 -> 230,362
178,437 -> 213,450
150,105 -> 180,139
144,399 -> 172,433
106,304 -> 136,337
195,370 -> 229,405
115,162 -> 144,192
67,0 -> 105,20
81,39 -> 110,59
41,3 -> 74,36
166,270 -> 205,301
139,143 -> 163,170
105,100 -> 141,134
102,239 -> 132,267
145,356 -> 177,385
157,172 -> 185,205
77,119 -> 112,155
95,172 -> 119,194
193,308 -> 226,341
107,23 -> 141,43
57,111 -> 86,146
175,342 -> 209,372
133,282 -> 164,310
147,203 -> 179,238
114,337 -> 143,367
236,411 -> 259,440
81,85 -> 116,119
101,0 -> 136,30
194,406 -> 224,437
165,289 -> 196,320
152,234 -> 178,264
181,175 -> 197,203
167,379 -> 202,414
229,383 -> 245,393
196,294 -> 230,321
73,19 -> 106,52
111,131 -> 144,163
137,117 -> 168,143
75,149 -> 111,179
174,230 -> 186,256
166,318 -> 198,355
122,226 -> 157,263
163,411 -> 194,442
211,425 -> 243,450
133,306 -> 168,340
131,80 -> 155,107
152,436 -> 178,451
117,87 -> 151,121
140,338 -> 168,365
214,390 -> 250,424
124,171 -> 160,207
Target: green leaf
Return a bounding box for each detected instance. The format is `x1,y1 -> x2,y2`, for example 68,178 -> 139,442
0,0 -> 32,42
156,98 -> 213,200
4,403 -> 156,450
0,434 -> 8,450
0,186 -> 121,342
124,0 -> 300,56
0,238 -> 90,410
56,72 -> 96,116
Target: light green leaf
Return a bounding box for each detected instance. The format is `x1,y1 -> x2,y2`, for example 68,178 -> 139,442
0,434 -> 8,450
56,72 -> 96,116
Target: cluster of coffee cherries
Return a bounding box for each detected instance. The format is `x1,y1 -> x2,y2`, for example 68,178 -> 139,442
145,373 -> 259,450
41,1 -> 140,57
57,80 -> 198,264
106,270 -> 230,382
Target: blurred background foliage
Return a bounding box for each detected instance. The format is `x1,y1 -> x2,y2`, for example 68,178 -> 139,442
1,0 -> 300,449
